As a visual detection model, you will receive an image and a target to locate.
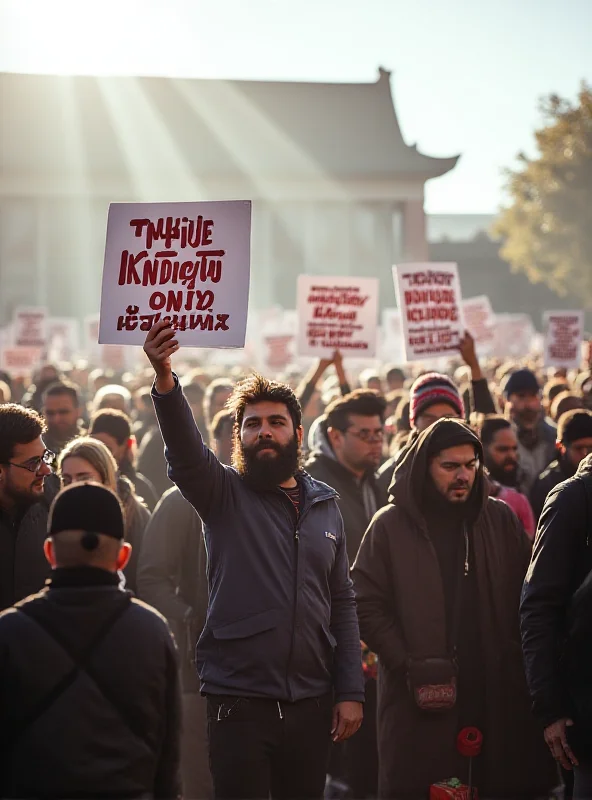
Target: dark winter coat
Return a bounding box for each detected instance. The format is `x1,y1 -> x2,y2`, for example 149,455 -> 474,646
0,473 -> 60,611
138,486 -> 207,694
305,443 -> 387,565
0,567 -> 181,799
529,457 -> 573,522
137,424 -> 173,499
117,474 -> 151,595
353,419 -> 555,799
152,375 -> 364,703
120,458 -> 159,511
521,455 -> 592,756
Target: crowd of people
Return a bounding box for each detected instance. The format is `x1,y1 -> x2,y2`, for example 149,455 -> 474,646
1,323 -> 592,799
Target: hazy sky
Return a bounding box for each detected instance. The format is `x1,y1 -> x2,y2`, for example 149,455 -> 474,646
1,0 -> 591,213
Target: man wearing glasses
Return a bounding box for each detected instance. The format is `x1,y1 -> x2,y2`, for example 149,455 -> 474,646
306,390 -> 387,566
0,403 -> 57,610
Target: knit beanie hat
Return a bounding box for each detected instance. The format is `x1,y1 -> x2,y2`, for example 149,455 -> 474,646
48,483 -> 125,546
558,410 -> 592,445
409,373 -> 464,428
503,369 -> 540,398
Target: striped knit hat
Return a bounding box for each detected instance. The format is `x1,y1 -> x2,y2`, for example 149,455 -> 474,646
409,372 -> 465,428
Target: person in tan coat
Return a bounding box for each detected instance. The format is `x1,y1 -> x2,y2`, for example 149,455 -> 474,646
352,418 -> 555,800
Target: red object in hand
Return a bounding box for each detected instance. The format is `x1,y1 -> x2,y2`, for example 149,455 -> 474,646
456,727 -> 483,758
430,779 -> 475,799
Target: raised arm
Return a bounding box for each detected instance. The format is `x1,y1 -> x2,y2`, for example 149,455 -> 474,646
143,321 -> 231,520
458,331 -> 497,416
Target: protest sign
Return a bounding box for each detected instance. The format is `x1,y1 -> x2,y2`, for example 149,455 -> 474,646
260,309 -> 297,372
380,309 -> 405,364
392,263 -> 464,362
462,296 -> 496,347
99,200 -> 252,347
0,347 -> 42,376
13,306 -> 48,349
47,317 -> 80,362
544,311 -> 584,369
492,313 -> 535,357
296,276 -> 378,358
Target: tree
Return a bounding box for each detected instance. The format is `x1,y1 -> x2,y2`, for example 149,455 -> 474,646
494,84 -> 592,305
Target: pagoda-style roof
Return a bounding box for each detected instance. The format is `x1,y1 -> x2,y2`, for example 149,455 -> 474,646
0,68 -> 459,192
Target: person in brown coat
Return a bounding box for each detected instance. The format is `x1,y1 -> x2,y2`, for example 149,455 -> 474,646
352,418 -> 555,799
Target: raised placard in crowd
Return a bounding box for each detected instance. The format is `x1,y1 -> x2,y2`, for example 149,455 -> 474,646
296,276 -> 379,358
47,317 -> 80,362
543,310 -> 584,369
0,347 -> 43,376
462,295 -> 496,348
99,201 -> 252,348
493,313 -> 536,357
392,263 -> 464,362
13,306 -> 48,349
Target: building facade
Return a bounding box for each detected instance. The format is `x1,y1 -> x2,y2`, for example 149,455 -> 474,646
0,68 -> 457,324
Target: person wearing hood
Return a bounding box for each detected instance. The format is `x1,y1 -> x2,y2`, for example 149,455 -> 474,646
503,369 -> 557,494
521,453 -> 592,799
353,418 -> 555,799
530,409 -> 592,522
305,389 -> 387,565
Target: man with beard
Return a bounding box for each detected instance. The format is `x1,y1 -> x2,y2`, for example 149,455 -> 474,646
353,418 -> 555,799
479,416 -> 535,538
530,409 -> 592,522
143,321 -> 364,800
0,404 -> 58,610
41,380 -> 85,456
503,369 -> 556,494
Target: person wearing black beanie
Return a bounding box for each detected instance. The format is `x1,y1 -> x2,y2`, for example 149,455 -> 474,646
530,410 -> 592,522
0,482 -> 182,799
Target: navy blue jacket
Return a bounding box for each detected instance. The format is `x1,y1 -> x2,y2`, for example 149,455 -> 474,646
152,376 -> 364,703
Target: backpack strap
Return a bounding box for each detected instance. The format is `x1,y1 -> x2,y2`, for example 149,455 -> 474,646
4,596 -> 131,749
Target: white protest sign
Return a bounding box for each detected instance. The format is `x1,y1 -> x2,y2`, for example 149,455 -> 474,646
13,306 -> 48,349
493,314 -> 535,357
380,309 -> 405,364
296,276 -> 379,358
47,317 -> 80,362
261,309 -> 297,373
544,311 -> 584,368
462,296 -> 496,347
0,347 -> 43,376
392,263 -> 464,362
99,200 -> 252,347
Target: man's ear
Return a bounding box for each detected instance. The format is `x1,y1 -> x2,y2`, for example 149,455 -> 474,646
558,442 -> 567,456
327,426 -> 341,449
44,538 -> 57,568
296,426 -> 304,447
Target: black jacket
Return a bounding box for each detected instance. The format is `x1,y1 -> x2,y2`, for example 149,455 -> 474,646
137,425 -> 174,499
0,567 -> 181,799
152,375 -> 364,703
0,474 -> 60,611
529,458 -> 573,522
120,458 -> 159,511
520,455 -> 592,732
305,447 -> 386,565
138,486 -> 207,694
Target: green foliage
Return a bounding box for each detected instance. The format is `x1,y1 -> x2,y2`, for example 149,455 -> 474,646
494,83 -> 592,304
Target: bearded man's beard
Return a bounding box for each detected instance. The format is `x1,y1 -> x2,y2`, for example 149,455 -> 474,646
234,435 -> 301,490
4,473 -> 44,509
487,460 -> 519,488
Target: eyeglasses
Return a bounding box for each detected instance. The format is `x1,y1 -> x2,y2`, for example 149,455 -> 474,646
7,449 -> 55,474
344,428 -> 385,443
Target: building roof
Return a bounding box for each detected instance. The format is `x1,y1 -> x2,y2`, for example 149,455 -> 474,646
1,68 -> 459,192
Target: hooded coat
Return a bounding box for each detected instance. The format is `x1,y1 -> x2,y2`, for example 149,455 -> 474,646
353,419 -> 555,799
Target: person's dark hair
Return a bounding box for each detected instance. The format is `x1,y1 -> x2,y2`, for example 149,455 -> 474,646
394,398 -> 411,433
230,374 -> 302,432
89,408 -> 132,446
478,415 -> 512,448
544,378 -> 570,404
42,380 -> 80,408
386,367 -> 406,385
182,381 -> 206,407
324,390 -> 387,432
0,403 -> 46,463
204,378 -> 234,421
551,391 -> 584,423
210,408 -> 234,441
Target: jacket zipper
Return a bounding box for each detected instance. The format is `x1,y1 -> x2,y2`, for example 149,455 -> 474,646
284,493 -> 333,701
